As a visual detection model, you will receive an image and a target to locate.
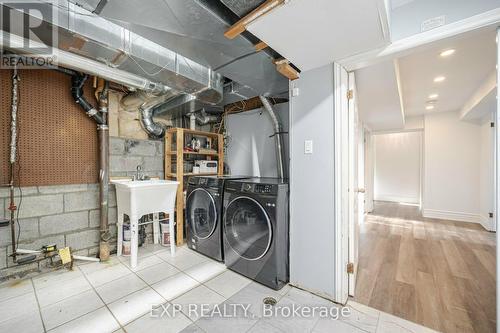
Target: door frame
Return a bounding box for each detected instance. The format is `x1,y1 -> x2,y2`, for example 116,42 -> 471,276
495,26 -> 499,329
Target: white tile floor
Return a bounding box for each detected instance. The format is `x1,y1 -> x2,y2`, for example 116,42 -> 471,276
0,244 -> 440,333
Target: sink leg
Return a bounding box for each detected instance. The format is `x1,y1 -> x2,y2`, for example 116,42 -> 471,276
169,210 -> 176,256
153,212 -> 159,245
117,211 -> 123,256
130,214 -> 139,269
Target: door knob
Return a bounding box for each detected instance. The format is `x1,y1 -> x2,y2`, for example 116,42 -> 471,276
357,188 -> 366,193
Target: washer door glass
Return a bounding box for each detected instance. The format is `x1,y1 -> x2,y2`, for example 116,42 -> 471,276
186,189 -> 217,239
224,196 -> 272,260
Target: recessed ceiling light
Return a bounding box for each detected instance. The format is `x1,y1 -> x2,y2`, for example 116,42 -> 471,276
425,105 -> 435,110
428,93 -> 439,99
434,76 -> 446,83
440,49 -> 455,57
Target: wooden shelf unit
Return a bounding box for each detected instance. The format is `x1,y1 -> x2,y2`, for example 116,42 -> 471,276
164,128 -> 224,245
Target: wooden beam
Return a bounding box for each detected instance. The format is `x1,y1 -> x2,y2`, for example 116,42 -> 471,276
254,41 -> 268,51
224,0 -> 285,39
224,96 -> 288,114
275,59 -> 299,80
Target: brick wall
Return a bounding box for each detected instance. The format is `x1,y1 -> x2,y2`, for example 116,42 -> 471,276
0,136 -> 164,277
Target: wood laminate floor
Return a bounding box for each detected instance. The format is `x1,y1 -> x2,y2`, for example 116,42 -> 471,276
354,201 -> 496,333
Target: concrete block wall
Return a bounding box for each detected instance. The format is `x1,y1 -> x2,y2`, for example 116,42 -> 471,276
0,184 -> 117,273
0,136 -> 164,277
109,137 -> 165,179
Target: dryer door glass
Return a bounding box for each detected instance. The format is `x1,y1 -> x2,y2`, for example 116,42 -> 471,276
224,196 -> 272,260
186,188 -> 217,240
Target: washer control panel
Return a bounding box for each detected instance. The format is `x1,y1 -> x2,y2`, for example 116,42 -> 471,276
240,183 -> 276,194
255,184 -> 273,194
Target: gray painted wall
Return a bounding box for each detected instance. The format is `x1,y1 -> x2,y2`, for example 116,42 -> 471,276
225,103 -> 289,177
289,64 -> 337,298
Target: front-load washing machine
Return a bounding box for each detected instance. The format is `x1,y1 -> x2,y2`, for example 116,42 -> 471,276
185,175 -> 250,261
223,177 -> 289,290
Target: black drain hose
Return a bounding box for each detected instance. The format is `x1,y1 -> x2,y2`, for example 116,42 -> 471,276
71,74 -> 105,125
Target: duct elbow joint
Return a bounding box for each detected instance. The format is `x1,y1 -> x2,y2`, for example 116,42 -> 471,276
139,105 -> 166,139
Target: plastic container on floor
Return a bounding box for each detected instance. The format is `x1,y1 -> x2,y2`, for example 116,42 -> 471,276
160,219 -> 170,246
122,240 -> 131,256
123,224 -> 131,241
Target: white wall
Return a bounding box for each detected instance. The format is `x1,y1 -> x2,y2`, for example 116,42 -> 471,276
423,111 -> 481,222
390,0 -> 499,40
225,103 -> 289,177
374,132 -> 422,204
479,114 -> 495,230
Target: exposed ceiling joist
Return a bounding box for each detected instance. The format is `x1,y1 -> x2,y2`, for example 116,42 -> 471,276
254,41 -> 268,51
224,95 -> 288,114
224,0 -> 285,39
275,58 -> 299,80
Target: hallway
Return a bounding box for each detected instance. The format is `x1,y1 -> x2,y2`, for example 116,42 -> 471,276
354,201 -> 496,333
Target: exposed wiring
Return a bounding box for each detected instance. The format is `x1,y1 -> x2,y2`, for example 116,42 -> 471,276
14,69 -> 22,251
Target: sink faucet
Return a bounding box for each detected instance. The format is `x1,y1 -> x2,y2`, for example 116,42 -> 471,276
135,165 -> 145,181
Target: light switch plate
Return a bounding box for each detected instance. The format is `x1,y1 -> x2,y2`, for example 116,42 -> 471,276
304,140 -> 313,154
292,87 -> 300,97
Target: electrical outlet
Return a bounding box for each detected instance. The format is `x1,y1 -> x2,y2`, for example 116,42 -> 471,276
489,212 -> 494,218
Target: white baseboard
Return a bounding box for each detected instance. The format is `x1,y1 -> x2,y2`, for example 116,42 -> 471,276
479,214 -> 495,232
422,209 -> 481,224
374,195 -> 419,204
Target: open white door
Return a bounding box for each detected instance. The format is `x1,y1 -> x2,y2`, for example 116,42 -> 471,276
333,63 -> 350,304
347,72 -> 362,296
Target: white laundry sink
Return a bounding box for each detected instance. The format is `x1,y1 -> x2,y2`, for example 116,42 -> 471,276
111,179 -> 179,217
111,179 -> 179,268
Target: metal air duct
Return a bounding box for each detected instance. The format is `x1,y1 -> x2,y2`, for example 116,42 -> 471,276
0,1 -> 223,107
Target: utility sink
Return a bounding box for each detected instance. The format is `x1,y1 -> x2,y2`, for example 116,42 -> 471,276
111,179 -> 179,268
112,179 -> 179,188
112,179 -> 179,219
112,179 -> 180,217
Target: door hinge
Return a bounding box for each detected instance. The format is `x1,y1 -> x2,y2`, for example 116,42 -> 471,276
347,89 -> 354,100
489,212 -> 494,218
347,262 -> 354,274
491,122 -> 495,128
